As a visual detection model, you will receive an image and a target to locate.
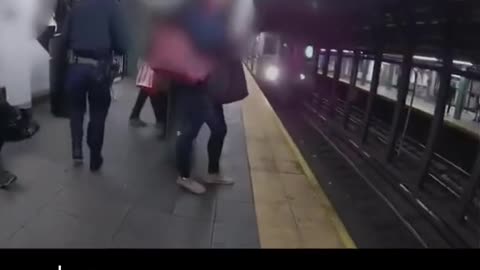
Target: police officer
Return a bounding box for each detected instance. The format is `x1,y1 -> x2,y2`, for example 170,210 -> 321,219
62,0 -> 128,171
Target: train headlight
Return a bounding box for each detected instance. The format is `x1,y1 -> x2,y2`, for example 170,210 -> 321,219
265,65 -> 280,81
305,46 -> 314,59
300,73 -> 306,80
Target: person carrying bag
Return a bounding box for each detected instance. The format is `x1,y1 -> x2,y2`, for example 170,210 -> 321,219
145,0 -> 253,195
131,59 -> 169,135
146,0 -> 237,194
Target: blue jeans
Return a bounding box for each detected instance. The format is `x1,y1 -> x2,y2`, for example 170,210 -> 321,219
175,83 -> 227,178
65,64 -> 112,157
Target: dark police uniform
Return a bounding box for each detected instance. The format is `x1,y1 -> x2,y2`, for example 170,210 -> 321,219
62,0 -> 128,171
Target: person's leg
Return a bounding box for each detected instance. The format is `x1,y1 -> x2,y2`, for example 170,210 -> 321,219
204,103 -> 233,185
176,115 -> 203,178
86,70 -> 112,172
150,93 -> 168,131
66,65 -> 88,163
0,137 -> 17,188
175,87 -> 207,194
129,90 -> 148,127
207,104 -> 227,174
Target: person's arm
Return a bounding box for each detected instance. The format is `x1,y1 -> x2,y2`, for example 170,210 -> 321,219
110,0 -> 129,55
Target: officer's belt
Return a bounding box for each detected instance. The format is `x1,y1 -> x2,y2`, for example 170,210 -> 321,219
71,56 -> 100,67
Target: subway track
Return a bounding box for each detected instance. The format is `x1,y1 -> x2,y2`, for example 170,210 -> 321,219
306,92 -> 479,248
255,76 -> 479,248
313,94 -> 470,200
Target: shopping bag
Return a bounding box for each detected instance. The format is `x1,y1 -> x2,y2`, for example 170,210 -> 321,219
136,61 -> 171,96
136,61 -> 155,89
136,61 -> 157,96
148,24 -> 214,85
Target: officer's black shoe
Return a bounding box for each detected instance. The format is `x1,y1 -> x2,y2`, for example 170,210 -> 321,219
90,154 -> 104,172
73,155 -> 83,166
72,146 -> 83,166
0,170 -> 17,189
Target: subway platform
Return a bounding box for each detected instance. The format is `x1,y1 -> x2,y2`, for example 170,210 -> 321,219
0,67 -> 351,249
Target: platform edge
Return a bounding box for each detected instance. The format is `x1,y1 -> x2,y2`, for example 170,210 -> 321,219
243,64 -> 357,249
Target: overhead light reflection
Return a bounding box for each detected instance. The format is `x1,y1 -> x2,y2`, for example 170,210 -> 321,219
414,55 -> 473,66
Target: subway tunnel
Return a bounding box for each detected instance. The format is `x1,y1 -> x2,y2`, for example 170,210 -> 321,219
1,0 -> 480,249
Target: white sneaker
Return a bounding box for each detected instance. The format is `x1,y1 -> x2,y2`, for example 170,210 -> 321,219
204,173 -> 235,185
177,177 -> 207,194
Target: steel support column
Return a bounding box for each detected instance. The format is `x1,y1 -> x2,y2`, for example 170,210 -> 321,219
416,1 -> 455,187
343,50 -> 361,128
313,46 -> 320,77
385,63 -> 395,89
319,49 -> 331,109
321,49 -> 331,77
360,60 -> 369,85
328,50 -> 344,117
416,49 -> 453,187
360,48 -> 383,143
460,146 -> 480,219
385,48 -> 414,161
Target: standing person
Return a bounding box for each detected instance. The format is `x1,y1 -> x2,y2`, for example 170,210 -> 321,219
173,0 -> 237,194
129,60 -> 168,134
62,0 -> 128,171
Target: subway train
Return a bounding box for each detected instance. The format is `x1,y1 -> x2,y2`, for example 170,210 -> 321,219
246,32 -> 317,106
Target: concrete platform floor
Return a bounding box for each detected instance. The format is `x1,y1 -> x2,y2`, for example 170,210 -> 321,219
0,72 -> 350,249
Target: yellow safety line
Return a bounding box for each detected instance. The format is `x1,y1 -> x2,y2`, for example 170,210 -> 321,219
245,66 -> 357,249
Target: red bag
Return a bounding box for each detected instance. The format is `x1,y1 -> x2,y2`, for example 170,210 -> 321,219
147,24 -> 214,85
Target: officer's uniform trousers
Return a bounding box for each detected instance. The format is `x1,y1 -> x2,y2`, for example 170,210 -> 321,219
65,58 -> 112,157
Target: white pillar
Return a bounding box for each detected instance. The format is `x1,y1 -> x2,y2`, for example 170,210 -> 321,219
0,0 -> 41,108
367,60 -> 374,82
428,70 -> 438,97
